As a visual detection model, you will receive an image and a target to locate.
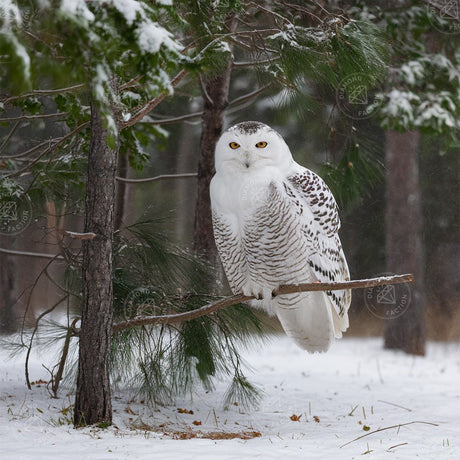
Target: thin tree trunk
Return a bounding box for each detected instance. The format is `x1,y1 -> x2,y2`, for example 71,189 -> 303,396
0,235 -> 16,333
114,149 -> 128,231
384,130 -> 426,355
74,101 -> 118,426
193,61 -> 233,260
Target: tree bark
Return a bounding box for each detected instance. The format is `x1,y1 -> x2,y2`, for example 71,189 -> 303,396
114,149 -> 128,231
74,101 -> 118,426
0,235 -> 16,333
193,61 -> 233,260
384,130 -> 426,355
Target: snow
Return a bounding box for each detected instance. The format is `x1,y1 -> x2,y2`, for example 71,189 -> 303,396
0,0 -> 21,26
1,336 -> 459,459
59,0 -> 95,23
136,20 -> 179,54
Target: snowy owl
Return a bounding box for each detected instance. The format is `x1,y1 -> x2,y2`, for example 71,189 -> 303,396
210,121 -> 351,353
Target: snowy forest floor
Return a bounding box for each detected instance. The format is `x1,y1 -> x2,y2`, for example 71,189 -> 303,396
1,335 -> 459,459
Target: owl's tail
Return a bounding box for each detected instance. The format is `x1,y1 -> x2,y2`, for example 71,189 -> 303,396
274,291 -> 347,353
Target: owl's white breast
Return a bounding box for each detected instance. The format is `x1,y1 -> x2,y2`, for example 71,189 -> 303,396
210,166 -> 285,221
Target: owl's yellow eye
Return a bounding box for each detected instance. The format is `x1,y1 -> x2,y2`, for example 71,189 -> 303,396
229,142 -> 240,149
256,141 -> 267,148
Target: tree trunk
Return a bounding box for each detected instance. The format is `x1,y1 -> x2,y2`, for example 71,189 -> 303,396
193,62 -> 233,260
384,130 -> 426,355
0,236 -> 16,333
114,149 -> 128,231
74,101 -> 118,426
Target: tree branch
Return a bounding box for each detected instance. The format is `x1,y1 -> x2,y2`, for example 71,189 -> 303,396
0,247 -> 64,260
112,274 -> 413,333
2,121 -> 89,178
115,172 -> 197,184
0,112 -> 67,123
1,84 -> 86,104
121,69 -> 189,129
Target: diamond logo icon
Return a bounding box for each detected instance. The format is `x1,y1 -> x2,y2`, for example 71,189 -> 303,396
0,201 -> 18,220
440,0 -> 459,19
376,285 -> 396,305
348,86 -> 368,104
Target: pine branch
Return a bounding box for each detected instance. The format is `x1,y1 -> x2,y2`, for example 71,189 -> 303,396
121,69 -> 189,129
112,274 -> 413,333
2,121 -> 89,178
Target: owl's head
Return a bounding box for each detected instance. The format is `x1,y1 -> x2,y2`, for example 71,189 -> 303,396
214,121 -> 293,174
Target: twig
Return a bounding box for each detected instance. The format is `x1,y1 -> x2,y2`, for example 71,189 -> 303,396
140,84 -> 270,127
0,137 -> 63,160
340,421 -> 439,448
0,247 -> 64,260
0,121 -> 20,153
115,172 -> 197,184
0,112 -> 67,123
377,400 -> 412,412
50,317 -> 79,397
112,274 -> 413,333
1,84 -> 85,104
25,296 -> 68,389
2,121 -> 89,179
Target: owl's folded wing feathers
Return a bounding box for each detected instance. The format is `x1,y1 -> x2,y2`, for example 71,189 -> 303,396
285,164 -> 352,332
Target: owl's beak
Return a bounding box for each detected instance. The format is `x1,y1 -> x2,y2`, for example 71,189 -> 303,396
242,153 -> 250,168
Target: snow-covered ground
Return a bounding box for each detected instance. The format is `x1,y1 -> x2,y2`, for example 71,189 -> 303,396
1,335 -> 459,459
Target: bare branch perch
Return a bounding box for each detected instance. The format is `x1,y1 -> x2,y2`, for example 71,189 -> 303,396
115,172 -> 197,184
112,274 -> 413,333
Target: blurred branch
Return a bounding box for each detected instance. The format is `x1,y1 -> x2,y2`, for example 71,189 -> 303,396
115,172 -> 197,184
1,84 -> 85,104
112,274 -> 414,333
0,247 -> 64,260
141,84 -> 271,127
2,121 -> 89,178
0,112 -> 67,123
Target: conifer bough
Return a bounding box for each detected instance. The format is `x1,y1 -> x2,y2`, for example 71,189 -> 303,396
112,274 -> 413,333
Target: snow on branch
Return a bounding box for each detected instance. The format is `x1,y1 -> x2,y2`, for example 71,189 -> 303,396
112,274 -> 414,333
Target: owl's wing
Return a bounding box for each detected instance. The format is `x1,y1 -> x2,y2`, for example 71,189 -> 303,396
284,164 -> 351,335
211,210 -> 248,294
